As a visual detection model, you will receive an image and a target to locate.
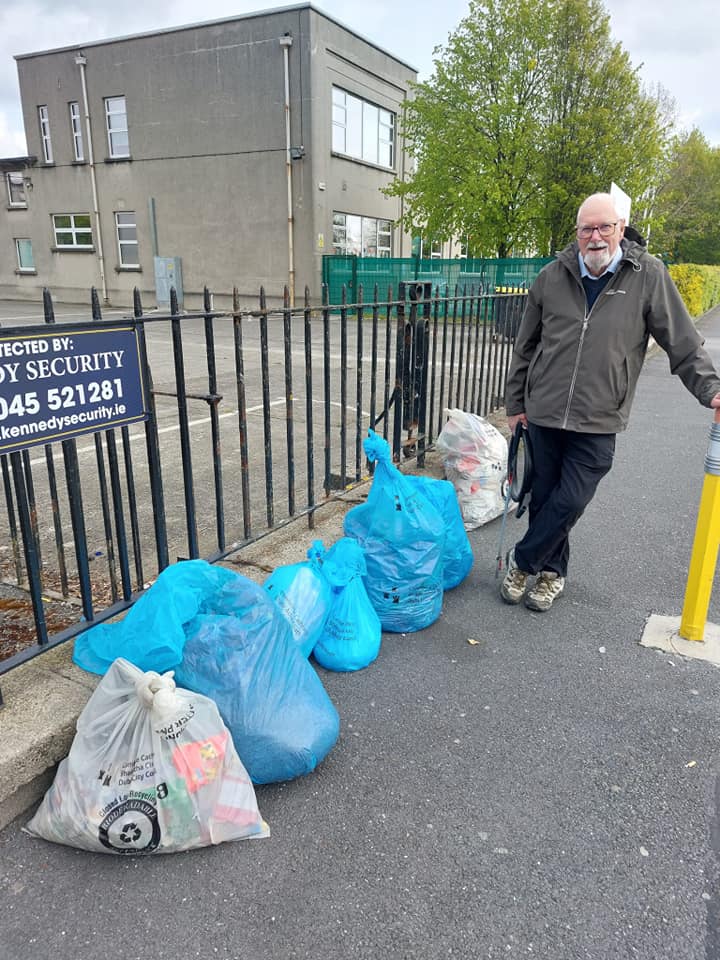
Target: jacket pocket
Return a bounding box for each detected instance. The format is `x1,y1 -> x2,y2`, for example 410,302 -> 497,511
616,357 -> 630,408
527,349 -> 543,395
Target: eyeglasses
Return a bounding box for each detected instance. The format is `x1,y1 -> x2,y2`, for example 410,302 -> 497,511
576,222 -> 618,239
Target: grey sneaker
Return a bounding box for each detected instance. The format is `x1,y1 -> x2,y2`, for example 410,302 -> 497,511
525,571 -> 565,611
500,553 -> 530,604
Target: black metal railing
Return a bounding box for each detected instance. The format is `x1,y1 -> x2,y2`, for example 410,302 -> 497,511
0,280 -> 526,696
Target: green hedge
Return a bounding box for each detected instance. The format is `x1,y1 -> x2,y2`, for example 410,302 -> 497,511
668,264 -> 720,317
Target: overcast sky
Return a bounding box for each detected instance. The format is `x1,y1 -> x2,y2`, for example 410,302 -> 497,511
0,0 -> 717,158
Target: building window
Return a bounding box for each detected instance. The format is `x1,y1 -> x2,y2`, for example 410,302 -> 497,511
15,239 -> 35,271
412,236 -> 446,258
332,88 -> 395,169
69,102 -> 84,161
52,213 -> 93,249
6,172 -> 26,207
332,213 -> 392,257
38,105 -> 53,163
115,211 -> 139,266
105,96 -> 129,158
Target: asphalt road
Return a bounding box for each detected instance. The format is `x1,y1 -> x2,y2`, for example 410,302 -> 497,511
2,307 -> 720,959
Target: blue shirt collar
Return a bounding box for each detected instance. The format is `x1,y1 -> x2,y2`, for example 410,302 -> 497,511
578,244 -> 623,279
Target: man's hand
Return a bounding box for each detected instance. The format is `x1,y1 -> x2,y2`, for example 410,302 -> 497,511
711,393 -> 720,422
507,413 -> 528,432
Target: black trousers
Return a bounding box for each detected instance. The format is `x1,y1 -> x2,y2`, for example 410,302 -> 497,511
513,424 -> 616,578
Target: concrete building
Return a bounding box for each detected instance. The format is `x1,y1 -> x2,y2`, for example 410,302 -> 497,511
0,3 -> 416,308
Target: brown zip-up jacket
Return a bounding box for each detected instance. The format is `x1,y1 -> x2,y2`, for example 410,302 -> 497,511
505,239 -> 720,433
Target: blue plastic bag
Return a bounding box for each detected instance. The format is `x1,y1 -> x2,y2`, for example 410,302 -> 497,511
404,475 -> 474,589
174,569 -> 340,785
312,538 -> 382,672
74,560 -> 339,785
73,559 -> 226,675
343,430 -> 445,632
264,541 -> 333,657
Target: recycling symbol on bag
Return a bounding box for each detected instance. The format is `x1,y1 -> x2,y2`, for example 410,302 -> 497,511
98,798 -> 161,854
119,822 -> 142,844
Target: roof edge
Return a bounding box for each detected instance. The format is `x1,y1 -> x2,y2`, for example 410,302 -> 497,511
13,2 -> 417,74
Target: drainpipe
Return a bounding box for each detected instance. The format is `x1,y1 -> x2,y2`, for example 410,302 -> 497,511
75,53 -> 109,304
279,34 -> 295,307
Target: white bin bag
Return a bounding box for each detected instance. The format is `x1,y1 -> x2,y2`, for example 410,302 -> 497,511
25,658 -> 269,854
436,408 -> 509,529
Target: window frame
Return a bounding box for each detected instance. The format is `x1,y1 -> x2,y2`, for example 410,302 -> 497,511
69,101 -> 84,162
331,87 -> 395,170
6,171 -> 26,207
52,213 -> 94,250
38,105 -> 53,163
332,212 -> 393,257
15,238 -> 35,272
104,96 -> 130,159
115,210 -> 139,267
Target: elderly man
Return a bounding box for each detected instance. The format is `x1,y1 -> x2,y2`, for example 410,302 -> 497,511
501,192 -> 720,611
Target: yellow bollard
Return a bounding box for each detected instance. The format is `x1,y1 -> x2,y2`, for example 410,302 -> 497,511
679,410 -> 720,641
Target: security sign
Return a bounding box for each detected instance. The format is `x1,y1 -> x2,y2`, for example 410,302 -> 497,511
0,325 -> 147,454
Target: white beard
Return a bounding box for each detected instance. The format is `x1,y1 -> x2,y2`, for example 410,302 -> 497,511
583,245 -> 612,275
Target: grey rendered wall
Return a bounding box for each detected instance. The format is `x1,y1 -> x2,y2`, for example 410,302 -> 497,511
10,8 -> 314,308
0,176 -> 38,301
5,6 -> 415,308
307,10 -> 416,283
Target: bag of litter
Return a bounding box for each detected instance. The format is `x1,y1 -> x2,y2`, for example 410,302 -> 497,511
174,568 -> 340,785
25,658 -> 268,854
403,474 -> 474,589
73,559 -> 231,675
312,538 -> 381,672
436,408 -> 508,528
343,430 -> 445,632
264,540 -> 333,657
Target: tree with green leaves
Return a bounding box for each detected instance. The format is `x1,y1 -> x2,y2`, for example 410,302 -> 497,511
388,0 -> 671,257
539,0 -> 672,252
651,130 -> 720,264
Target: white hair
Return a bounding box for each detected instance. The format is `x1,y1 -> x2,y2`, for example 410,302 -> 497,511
576,193 -> 623,225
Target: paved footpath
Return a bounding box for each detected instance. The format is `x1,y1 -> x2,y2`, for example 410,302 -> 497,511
3,309 -> 720,960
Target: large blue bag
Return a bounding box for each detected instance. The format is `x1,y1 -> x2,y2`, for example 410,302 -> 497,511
74,560 -> 339,785
174,567 -> 340,785
312,538 -> 382,672
73,559 -> 223,675
343,430 -> 445,632
404,475 -> 474,589
264,541 -> 333,657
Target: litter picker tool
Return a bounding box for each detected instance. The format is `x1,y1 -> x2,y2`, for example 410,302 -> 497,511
495,423 -> 533,578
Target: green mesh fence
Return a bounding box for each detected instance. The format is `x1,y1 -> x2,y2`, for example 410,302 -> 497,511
321,256 -> 553,305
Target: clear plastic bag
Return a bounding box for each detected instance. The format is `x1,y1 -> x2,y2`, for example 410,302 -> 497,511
436,409 -> 508,529
25,658 -> 268,854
